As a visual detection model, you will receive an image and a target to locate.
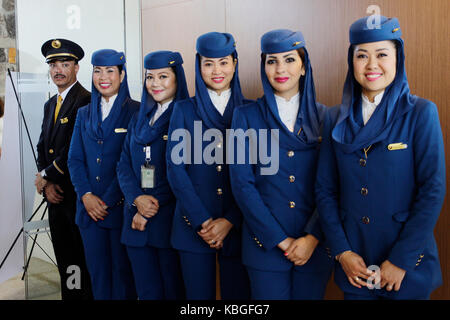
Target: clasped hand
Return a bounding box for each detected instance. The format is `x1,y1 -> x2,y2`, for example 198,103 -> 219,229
131,213 -> 148,231
82,193 -> 108,222
198,218 -> 233,250
44,182 -> 64,204
129,195 -> 159,231
338,251 -> 406,291
34,173 -> 47,194
279,235 -> 319,266
134,195 -> 159,218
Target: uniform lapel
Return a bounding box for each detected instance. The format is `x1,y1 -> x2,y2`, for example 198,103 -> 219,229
50,82 -> 80,143
45,96 -> 57,145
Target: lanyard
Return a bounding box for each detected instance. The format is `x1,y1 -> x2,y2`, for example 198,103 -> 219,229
144,144 -> 151,166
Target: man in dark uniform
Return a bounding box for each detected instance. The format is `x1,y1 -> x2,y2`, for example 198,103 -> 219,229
34,38 -> 93,300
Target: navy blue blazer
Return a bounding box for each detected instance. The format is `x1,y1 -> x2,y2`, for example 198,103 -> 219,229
315,99 -> 446,298
166,98 -> 250,257
117,112 -> 175,248
68,97 -> 139,229
229,101 -> 333,272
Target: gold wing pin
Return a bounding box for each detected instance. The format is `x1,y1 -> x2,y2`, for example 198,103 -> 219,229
387,142 -> 408,150
60,117 -> 69,124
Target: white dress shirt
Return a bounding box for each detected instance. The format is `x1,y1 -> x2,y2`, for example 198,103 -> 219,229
361,91 -> 384,125
101,94 -> 118,121
150,99 -> 172,126
58,81 -> 77,102
274,92 -> 300,132
207,88 -> 231,116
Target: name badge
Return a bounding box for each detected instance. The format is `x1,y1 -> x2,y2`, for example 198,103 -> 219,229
141,165 -> 155,189
387,143 -> 408,151
60,117 -> 69,124
115,128 -> 127,133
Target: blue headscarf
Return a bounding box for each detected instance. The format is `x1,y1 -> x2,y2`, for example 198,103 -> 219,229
258,29 -> 324,147
87,49 -> 130,140
332,16 -> 416,153
134,50 -> 189,145
194,32 -> 245,130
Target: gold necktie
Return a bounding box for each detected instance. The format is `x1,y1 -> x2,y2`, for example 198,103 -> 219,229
54,95 -> 63,124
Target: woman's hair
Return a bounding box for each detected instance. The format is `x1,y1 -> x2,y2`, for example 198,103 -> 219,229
261,48 -> 306,66
199,54 -> 235,63
351,40 -> 399,55
146,66 -> 177,74
145,66 -> 177,79
93,65 -> 123,73
0,97 -> 4,118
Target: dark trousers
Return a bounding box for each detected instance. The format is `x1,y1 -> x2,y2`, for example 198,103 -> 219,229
179,251 -> 251,300
48,196 -> 93,300
79,224 -> 136,300
246,267 -> 330,300
126,245 -> 185,300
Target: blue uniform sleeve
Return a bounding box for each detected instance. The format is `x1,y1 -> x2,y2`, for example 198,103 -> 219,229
303,102 -> 327,242
166,102 -> 212,231
116,117 -> 144,207
387,102 -> 446,271
101,171 -> 124,208
315,107 -> 352,258
68,109 -> 93,199
222,195 -> 242,229
229,107 -> 288,251
303,209 -> 324,242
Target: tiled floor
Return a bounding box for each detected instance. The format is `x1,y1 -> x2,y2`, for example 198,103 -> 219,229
0,257 -> 61,300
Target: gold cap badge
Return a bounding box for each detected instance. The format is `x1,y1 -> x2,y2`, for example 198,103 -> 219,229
51,40 -> 61,49
392,28 -> 400,33
292,41 -> 302,47
169,60 -> 175,64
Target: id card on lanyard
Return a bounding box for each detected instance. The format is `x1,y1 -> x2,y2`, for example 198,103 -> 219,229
141,145 -> 155,189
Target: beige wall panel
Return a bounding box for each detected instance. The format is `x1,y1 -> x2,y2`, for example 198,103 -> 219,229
141,0 -> 226,96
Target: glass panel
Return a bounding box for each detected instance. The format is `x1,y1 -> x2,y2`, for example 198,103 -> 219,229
17,72 -> 60,300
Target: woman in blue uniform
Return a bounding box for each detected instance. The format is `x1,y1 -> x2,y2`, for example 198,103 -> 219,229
315,16 -> 446,300
229,29 -> 333,299
68,49 -> 139,300
166,32 -> 251,300
116,50 -> 188,299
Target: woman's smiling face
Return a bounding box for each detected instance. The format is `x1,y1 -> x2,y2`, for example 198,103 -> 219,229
145,67 -> 177,105
200,55 -> 236,95
353,40 -> 397,101
92,65 -> 124,100
264,49 -> 305,100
